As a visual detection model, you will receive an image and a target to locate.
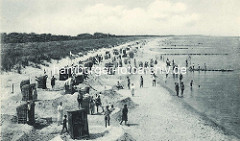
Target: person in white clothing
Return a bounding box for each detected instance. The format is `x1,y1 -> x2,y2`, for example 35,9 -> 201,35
57,102 -> 63,125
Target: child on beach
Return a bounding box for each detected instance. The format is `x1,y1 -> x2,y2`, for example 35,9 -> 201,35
57,102 -> 63,125
120,104 -> 128,125
104,106 -> 111,128
60,115 -> 68,134
116,81 -> 124,90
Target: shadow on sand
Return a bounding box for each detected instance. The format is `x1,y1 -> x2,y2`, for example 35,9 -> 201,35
126,123 -> 139,127
88,130 -> 109,139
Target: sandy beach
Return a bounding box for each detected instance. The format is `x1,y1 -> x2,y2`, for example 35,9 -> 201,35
0,38 -> 239,141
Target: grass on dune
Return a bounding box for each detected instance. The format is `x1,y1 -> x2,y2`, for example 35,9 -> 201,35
1,37 -> 141,71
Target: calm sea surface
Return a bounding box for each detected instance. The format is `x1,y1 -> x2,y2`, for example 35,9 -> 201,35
153,36 -> 240,137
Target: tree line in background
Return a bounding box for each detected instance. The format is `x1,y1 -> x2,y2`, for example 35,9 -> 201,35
0,32 -> 119,43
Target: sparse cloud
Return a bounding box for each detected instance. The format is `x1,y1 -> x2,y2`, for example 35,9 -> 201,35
1,0 -> 239,36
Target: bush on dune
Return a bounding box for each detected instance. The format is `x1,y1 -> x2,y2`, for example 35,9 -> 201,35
1,37 -> 141,71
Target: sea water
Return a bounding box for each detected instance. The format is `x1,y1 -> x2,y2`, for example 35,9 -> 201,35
154,36 -> 240,137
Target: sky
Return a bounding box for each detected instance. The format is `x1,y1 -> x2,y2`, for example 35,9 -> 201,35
0,0 -> 240,36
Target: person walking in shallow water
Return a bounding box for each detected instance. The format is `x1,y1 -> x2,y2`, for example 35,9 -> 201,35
175,82 -> 179,96
190,80 -> 194,90
140,76 -> 143,88
179,73 -> 183,81
127,76 -> 130,89
120,104 -> 128,125
180,82 -> 184,97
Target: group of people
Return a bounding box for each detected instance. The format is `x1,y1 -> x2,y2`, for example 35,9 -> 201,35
162,56 -> 198,97
175,81 -> 184,97
126,76 -> 135,96
77,92 -> 105,115
57,102 -> 68,134
104,103 -> 129,128
57,100 -> 129,134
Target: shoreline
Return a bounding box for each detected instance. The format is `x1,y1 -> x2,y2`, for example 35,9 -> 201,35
157,75 -> 240,139
147,37 -> 240,139
1,37 -> 239,140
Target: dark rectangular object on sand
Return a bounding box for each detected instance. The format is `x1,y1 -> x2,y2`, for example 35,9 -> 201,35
21,83 -> 37,101
67,110 -> 89,139
36,75 -> 48,89
16,102 -> 35,125
82,96 -> 90,114
20,79 -> 30,91
16,104 -> 27,124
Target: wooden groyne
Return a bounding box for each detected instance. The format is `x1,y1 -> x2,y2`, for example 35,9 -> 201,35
190,69 -> 234,72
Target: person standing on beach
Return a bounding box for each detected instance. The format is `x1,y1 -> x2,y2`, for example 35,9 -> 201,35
179,73 -> 183,81
96,95 -> 104,113
120,104 -> 128,125
152,73 -> 156,87
180,82 -> 185,97
51,76 -> 56,90
90,96 -> 95,115
131,83 -> 135,96
166,70 -> 169,78
110,105 -> 115,112
57,102 -> 63,125
77,93 -> 83,109
60,115 -> 68,134
140,76 -> 143,88
104,106 -> 111,128
127,77 -> 130,89
175,83 -> 179,96
172,59 -> 175,67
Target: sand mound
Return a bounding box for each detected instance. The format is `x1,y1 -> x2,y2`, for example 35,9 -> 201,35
116,133 -> 136,141
35,93 -> 79,118
112,97 -> 138,122
101,89 -> 122,99
117,97 -> 138,109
